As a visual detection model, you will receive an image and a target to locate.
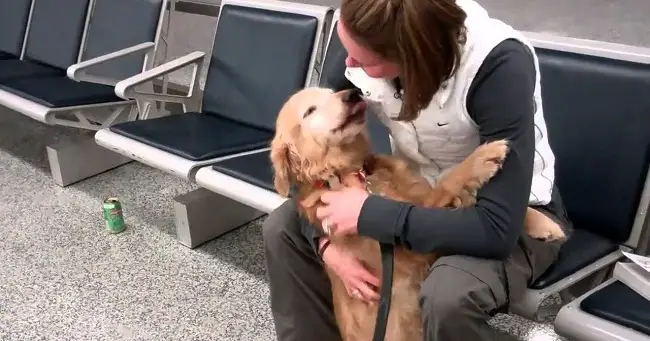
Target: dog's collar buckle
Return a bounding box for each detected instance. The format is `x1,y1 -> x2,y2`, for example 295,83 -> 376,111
354,169 -> 367,183
351,169 -> 373,194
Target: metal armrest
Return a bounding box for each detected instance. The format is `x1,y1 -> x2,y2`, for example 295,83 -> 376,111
614,261 -> 650,302
114,51 -> 206,112
67,42 -> 156,85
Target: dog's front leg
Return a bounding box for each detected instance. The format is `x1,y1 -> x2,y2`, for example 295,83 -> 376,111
427,140 -> 510,207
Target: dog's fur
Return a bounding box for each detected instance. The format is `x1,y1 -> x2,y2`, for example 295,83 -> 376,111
270,87 -> 565,341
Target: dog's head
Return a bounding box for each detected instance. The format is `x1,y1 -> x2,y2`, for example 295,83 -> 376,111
270,87 -> 371,196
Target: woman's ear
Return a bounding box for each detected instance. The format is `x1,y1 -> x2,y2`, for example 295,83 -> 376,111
270,137 -> 293,197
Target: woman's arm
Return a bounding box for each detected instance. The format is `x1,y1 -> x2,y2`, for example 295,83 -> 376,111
357,39 -> 537,259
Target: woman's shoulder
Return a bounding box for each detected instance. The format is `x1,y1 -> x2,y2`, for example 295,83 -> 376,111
478,38 -> 536,80
467,38 -> 537,109
466,38 -> 538,123
490,38 -> 535,61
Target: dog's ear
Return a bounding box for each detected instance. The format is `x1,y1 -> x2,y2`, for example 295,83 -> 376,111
270,136 -> 293,197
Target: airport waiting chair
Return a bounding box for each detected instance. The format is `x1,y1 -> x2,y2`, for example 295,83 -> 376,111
509,33 -> 650,324
94,0 -> 330,181
555,259 -> 650,341
0,0 -> 32,60
0,0 -> 166,129
0,0 -> 90,82
0,0 -> 167,187
195,10 -> 390,215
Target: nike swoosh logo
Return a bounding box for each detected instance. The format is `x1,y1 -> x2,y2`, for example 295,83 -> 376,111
437,122 -> 449,127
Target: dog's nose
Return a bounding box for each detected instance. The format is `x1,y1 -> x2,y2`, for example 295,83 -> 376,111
342,88 -> 363,103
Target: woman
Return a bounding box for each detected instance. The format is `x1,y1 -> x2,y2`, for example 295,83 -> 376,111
263,0 -> 572,340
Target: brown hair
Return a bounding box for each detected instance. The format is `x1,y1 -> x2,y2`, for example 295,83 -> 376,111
340,0 -> 467,121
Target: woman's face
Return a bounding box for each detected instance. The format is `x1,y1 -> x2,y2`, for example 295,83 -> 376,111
337,21 -> 400,79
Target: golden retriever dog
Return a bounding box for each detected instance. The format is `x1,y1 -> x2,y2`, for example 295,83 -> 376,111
270,87 -> 565,341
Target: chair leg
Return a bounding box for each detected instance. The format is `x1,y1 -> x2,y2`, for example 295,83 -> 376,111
173,188 -> 265,248
47,137 -> 132,187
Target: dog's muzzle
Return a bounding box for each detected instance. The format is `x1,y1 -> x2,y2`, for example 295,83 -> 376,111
341,88 -> 363,104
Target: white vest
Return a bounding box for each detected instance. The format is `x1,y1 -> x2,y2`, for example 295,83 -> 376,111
345,0 -> 555,205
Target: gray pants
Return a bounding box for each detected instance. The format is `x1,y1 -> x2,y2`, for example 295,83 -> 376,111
263,200 -> 563,341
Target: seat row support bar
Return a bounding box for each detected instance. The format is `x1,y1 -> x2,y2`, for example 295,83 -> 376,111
47,137 -> 133,187
173,188 -> 265,248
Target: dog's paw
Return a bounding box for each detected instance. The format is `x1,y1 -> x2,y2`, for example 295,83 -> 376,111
528,223 -> 566,242
525,211 -> 567,242
471,140 -> 510,181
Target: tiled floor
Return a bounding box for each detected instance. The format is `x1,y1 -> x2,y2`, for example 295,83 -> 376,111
0,109 -> 569,340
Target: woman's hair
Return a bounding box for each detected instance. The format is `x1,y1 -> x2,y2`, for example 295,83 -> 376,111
340,0 -> 467,121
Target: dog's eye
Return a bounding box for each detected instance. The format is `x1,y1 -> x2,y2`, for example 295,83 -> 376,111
303,106 -> 316,118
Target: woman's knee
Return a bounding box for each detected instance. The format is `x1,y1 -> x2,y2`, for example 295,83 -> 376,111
419,256 -> 506,321
419,271 -> 474,320
262,199 -> 302,249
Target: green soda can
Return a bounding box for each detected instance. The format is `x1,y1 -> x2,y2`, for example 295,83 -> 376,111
103,197 -> 126,233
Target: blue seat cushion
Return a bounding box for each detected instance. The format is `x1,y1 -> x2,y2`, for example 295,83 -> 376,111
580,280 -> 650,336
529,228 -> 619,289
213,151 -> 274,192
110,112 -> 274,161
0,51 -> 17,60
0,76 -> 123,107
0,59 -> 63,80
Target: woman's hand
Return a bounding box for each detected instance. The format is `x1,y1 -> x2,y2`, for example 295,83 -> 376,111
320,237 -> 380,302
316,186 -> 370,237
